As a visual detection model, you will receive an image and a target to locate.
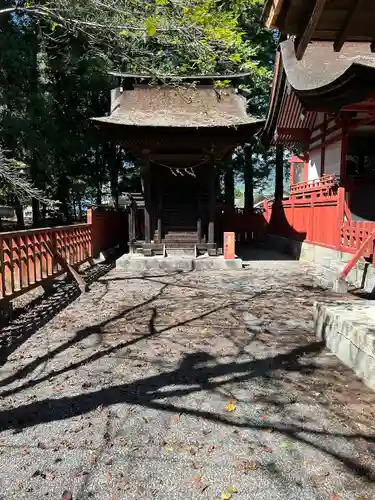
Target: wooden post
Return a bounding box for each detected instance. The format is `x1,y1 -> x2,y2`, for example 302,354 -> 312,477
156,193 -> 162,243
208,167 -> 215,244
275,145 -> 284,201
197,198 -> 202,243
128,204 -> 135,252
142,166 -> 151,244
87,207 -> 98,258
337,186 -> 345,250
340,118 -> 348,186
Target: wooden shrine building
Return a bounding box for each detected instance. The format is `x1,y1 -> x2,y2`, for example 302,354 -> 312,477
92,74 -> 263,256
260,0 -> 375,275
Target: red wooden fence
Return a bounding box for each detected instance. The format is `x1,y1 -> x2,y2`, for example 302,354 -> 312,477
88,206 -> 128,257
218,210 -> 267,242
265,193 -> 343,249
264,178 -> 375,263
0,206 -> 127,304
0,224 -> 92,301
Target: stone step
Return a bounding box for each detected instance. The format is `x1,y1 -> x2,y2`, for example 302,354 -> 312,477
163,242 -> 197,248
163,233 -> 198,240
166,247 -> 196,256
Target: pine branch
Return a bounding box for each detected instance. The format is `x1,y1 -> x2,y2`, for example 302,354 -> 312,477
0,150 -> 55,207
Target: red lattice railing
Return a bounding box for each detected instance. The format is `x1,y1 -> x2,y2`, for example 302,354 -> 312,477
340,220 -> 375,256
0,224 -> 92,302
290,174 -> 338,199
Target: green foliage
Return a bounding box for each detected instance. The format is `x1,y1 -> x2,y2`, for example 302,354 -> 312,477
0,0 -> 276,223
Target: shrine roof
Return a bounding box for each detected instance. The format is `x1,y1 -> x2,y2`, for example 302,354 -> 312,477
281,38 -> 375,93
261,39 -> 375,146
92,85 -> 263,129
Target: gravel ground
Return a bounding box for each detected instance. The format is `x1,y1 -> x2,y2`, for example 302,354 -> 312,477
0,250 -> 375,500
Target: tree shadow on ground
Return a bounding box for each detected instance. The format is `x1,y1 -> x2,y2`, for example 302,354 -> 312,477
0,271 -> 374,486
0,335 -> 375,483
0,260 -> 117,367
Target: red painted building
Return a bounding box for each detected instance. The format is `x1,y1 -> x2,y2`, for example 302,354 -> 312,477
261,2 -> 375,274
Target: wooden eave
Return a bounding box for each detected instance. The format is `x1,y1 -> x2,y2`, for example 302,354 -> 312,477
262,0 -> 375,60
280,39 -> 375,109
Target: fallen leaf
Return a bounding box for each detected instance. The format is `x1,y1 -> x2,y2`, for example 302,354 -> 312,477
237,460 -> 261,473
172,414 -> 180,424
46,470 -> 56,480
330,494 -> 340,500
191,476 -> 203,488
221,493 -> 232,500
225,400 -> 236,412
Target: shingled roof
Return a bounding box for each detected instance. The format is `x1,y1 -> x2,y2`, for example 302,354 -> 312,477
281,38 -> 375,93
261,39 -> 375,146
92,85 -> 263,129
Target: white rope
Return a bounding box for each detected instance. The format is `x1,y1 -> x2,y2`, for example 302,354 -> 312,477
150,158 -> 209,170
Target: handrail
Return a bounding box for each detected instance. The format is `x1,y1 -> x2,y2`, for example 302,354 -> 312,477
290,174 -> 337,196
340,231 -> 375,281
0,223 -> 89,239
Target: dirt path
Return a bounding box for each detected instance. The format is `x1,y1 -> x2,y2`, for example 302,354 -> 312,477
0,253 -> 375,499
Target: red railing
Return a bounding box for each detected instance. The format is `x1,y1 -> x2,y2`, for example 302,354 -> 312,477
290,174 -> 337,199
218,211 -> 267,242
0,224 -> 92,302
88,206 -> 128,257
340,220 -> 375,256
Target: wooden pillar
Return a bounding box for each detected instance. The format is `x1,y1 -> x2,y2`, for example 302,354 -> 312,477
128,202 -> 136,252
156,193 -> 162,243
208,166 -> 215,244
197,198 -> 202,243
142,163 -> 152,244
340,117 -> 349,186
275,145 -> 284,201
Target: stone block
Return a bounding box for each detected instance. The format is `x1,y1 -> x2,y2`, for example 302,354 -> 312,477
332,279 -> 348,294
193,256 -> 243,271
116,254 -> 243,273
314,301 -> 375,391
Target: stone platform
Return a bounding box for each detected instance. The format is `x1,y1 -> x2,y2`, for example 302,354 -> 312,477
116,254 -> 243,272
314,300 -> 375,391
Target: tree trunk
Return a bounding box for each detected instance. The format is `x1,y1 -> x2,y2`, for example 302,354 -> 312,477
110,144 -> 122,209
14,197 -> 25,229
244,148 -> 254,212
32,198 -> 41,226
275,145 -> 284,201
96,184 -> 102,206
224,165 -> 234,210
